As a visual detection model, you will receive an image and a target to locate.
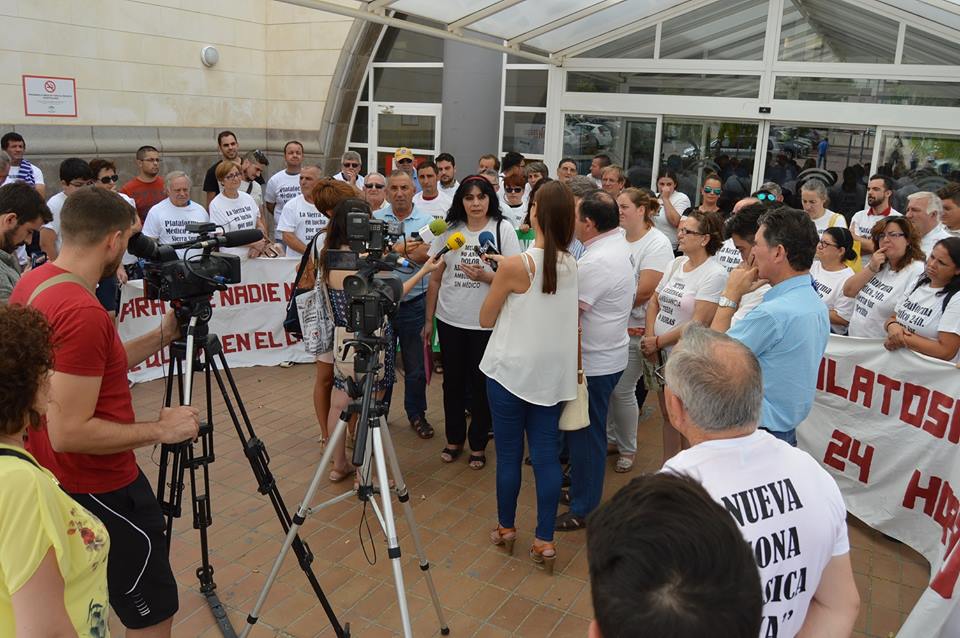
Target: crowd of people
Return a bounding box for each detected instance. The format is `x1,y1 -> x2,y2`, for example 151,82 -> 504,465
1,126 -> 959,637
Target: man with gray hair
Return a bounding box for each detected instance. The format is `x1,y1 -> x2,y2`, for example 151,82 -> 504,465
334,150 -> 365,189
141,171 -> 209,257
906,190 -> 949,256
362,171 -> 387,210
662,324 -> 859,638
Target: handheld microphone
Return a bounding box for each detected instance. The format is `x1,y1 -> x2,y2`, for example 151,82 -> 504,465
477,230 -> 500,271
432,231 -> 466,261
418,219 -> 448,244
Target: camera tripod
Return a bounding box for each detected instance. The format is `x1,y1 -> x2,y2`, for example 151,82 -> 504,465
155,298 -> 346,637
241,332 -> 450,638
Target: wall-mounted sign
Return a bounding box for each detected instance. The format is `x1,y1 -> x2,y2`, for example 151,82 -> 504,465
22,75 -> 77,117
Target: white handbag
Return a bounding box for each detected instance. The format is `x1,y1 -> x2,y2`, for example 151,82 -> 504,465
559,325 -> 590,431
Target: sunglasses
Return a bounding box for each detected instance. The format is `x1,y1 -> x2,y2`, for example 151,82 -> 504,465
397,158 -> 414,164
342,162 -> 360,168
365,183 -> 385,189
99,174 -> 120,184
703,186 -> 722,195
756,192 -> 777,201
504,186 -> 524,193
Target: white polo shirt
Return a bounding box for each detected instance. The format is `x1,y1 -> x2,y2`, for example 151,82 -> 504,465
578,229 -> 635,376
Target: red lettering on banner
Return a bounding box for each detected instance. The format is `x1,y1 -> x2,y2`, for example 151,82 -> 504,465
900,383 -> 931,429
924,391 -> 954,439
284,331 -> 299,346
252,331 -> 283,349
817,357 -> 825,389
935,483 -> 959,545
849,366 -> 874,408
932,543 -> 960,599
118,297 -> 168,321
823,429 -> 874,484
234,285 -> 248,305
903,470 -> 942,517
219,288 -> 234,306
950,402 -> 960,444
284,282 -> 295,301
824,358 -> 849,399
222,334 -> 236,353
902,471 -> 960,598
876,374 -> 902,415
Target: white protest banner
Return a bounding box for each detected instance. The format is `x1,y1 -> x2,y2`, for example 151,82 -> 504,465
119,258 -> 314,383
798,336 -> 960,638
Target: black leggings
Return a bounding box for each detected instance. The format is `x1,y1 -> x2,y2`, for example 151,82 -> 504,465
436,319 -> 491,453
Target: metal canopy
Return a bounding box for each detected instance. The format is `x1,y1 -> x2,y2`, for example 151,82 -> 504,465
279,0 -> 960,66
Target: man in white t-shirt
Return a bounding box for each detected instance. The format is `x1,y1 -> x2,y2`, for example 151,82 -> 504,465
937,183 -> 960,239
333,150 -> 365,190
557,191 -> 634,532
662,324 -> 859,638
436,152 -> 459,197
906,190 -> 949,257
849,174 -> 901,266
264,140 -> 304,242
412,161 -> 452,220
41,158 -> 95,260
277,166 -> 327,258
141,172 -> 210,258
1,132 -> 45,197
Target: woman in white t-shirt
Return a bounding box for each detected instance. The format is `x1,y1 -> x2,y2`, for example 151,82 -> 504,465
208,161 -> 274,258
642,210 -> 727,461
801,179 -> 846,239
426,176 -> 521,470
652,170 -> 692,250
607,188 -> 674,473
480,181 -> 578,574
884,238 -> 960,362
811,227 -> 857,335
843,216 -> 926,338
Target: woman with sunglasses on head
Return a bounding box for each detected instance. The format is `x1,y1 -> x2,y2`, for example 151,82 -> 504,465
320,199 -> 440,482
843,217 -> 926,338
811,227 -> 857,334
425,176 -> 522,470
801,180 -> 845,238
480,180 -> 578,573
641,210 -> 726,461
653,170 -> 692,251
209,160 -> 276,258
884,237 -> 960,362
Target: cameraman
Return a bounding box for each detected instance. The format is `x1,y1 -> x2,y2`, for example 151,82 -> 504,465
320,198 -> 439,482
10,187 -> 200,637
374,171 -> 436,439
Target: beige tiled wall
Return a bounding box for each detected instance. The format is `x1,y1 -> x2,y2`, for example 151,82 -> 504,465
0,0 -> 353,131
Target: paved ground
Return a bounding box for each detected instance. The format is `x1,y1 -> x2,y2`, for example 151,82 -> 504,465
111,362 -> 926,637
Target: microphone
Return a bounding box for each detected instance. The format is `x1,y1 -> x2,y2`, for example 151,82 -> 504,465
418,219 -> 448,244
381,252 -> 413,269
432,231 -> 466,261
171,229 -> 264,250
477,230 -> 500,271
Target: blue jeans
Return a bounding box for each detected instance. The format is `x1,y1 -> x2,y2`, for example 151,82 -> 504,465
487,378 -> 563,541
383,294 -> 427,420
761,427 -> 797,446
567,370 -> 622,518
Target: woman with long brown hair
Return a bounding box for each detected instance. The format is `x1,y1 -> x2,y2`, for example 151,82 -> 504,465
479,181 -> 579,574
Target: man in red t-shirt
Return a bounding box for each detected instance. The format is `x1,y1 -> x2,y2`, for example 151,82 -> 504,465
10,187 -> 199,637
120,145 -> 166,223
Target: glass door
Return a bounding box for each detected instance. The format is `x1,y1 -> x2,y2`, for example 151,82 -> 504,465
372,103 -> 442,175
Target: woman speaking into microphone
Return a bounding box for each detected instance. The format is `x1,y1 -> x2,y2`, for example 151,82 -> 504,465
425,176 -> 521,469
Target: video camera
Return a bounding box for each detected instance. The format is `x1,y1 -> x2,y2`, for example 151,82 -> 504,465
127,222 -> 260,302
326,208 -> 407,335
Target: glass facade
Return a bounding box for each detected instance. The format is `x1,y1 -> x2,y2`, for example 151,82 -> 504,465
779,0 -> 899,63
562,114 -> 656,187
773,77 -> 960,108
877,130 -> 960,210
566,73 -> 761,99
659,0 -> 768,61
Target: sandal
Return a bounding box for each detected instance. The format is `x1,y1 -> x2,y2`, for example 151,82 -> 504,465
440,446 -> 462,463
555,511 -> 587,532
490,525 -> 517,555
409,416 -> 434,440
530,539 -> 557,574
468,453 -> 486,470
615,455 -> 634,473
329,467 -> 352,483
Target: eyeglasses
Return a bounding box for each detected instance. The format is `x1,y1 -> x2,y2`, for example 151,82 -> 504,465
365,183 -> 385,189
342,162 -> 360,168
504,186 -> 524,193
397,158 -> 414,164
224,172 -> 242,180
817,240 -> 839,248
877,231 -> 906,240
677,228 -> 706,237
756,192 -> 776,202
703,186 -> 722,195
99,175 -> 119,184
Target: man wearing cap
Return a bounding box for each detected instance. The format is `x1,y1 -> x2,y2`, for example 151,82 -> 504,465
394,148 -> 422,193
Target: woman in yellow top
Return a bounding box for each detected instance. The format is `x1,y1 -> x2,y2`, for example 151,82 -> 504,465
0,305 -> 110,637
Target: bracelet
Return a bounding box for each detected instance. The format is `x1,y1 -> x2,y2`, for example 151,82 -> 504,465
886,320 -> 903,332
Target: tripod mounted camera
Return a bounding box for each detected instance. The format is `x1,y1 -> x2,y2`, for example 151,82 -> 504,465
126,226 -> 347,637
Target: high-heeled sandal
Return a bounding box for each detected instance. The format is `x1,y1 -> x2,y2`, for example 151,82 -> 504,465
490,525 -> 517,555
530,539 -> 557,574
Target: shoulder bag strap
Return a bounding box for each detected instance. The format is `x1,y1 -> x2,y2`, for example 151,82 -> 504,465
576,323 -> 584,384
26,272 -> 93,306
496,219 -> 502,253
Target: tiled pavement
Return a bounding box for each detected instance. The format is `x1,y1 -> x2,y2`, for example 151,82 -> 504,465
113,362 -> 927,637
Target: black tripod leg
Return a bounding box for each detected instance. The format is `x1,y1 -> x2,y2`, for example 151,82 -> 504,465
156,356 -> 188,549
209,353 -> 347,638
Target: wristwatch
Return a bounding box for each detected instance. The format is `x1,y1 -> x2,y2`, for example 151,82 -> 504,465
718,296 -> 739,310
